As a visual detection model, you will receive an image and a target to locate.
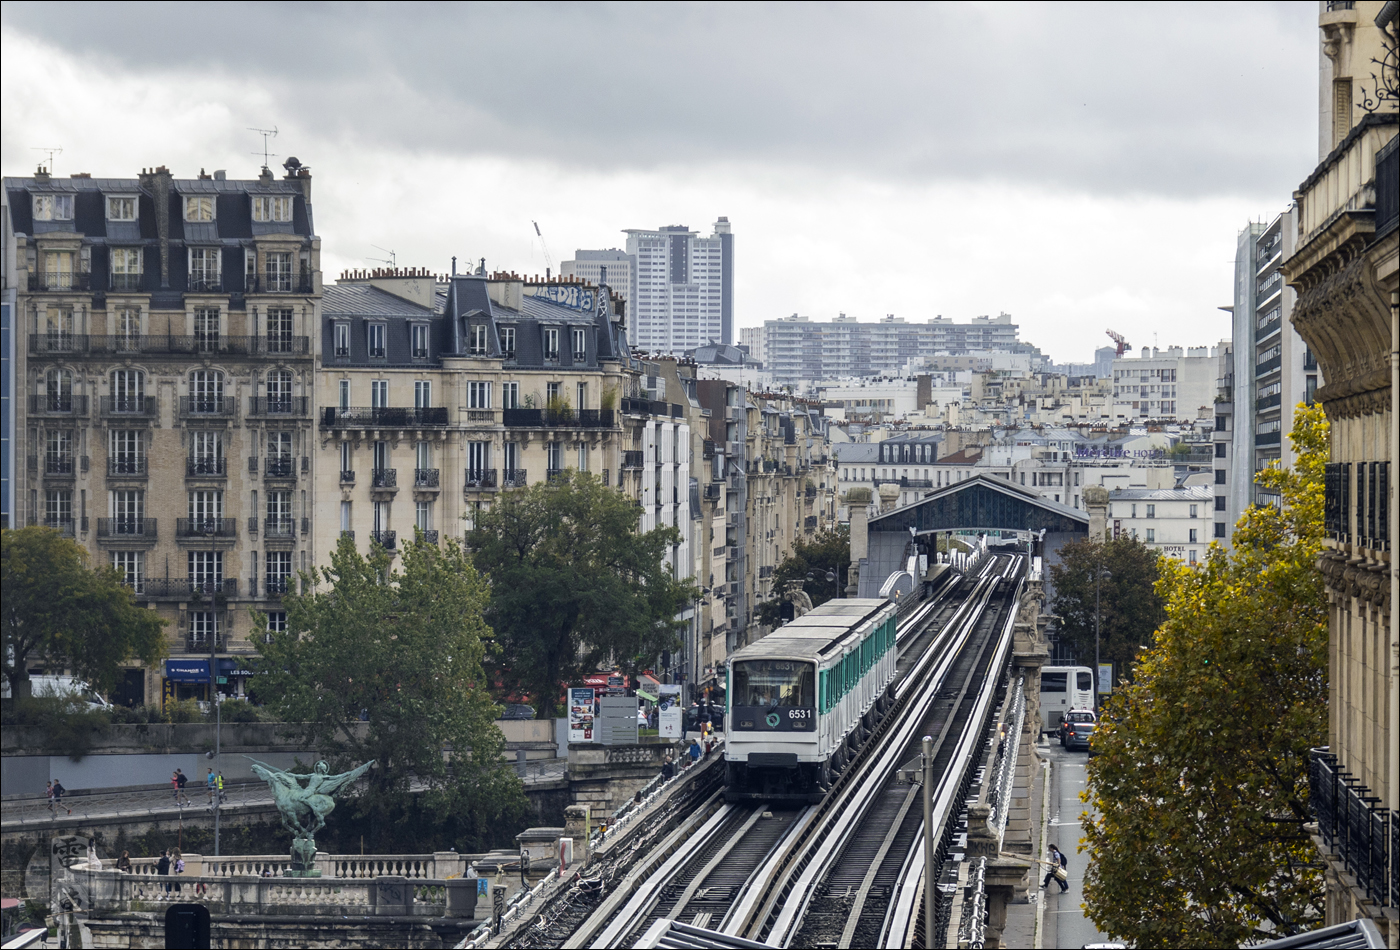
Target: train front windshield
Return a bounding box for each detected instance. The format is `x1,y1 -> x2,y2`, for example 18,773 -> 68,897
733,660 -> 815,708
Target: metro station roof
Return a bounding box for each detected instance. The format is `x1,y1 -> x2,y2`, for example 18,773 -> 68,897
868,473 -> 1089,535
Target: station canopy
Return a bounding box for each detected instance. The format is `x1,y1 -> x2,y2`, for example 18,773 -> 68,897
868,474 -> 1089,537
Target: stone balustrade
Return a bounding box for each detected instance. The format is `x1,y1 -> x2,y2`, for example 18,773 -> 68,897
108,850 -> 470,881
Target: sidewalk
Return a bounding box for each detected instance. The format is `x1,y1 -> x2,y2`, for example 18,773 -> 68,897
998,737 -> 1113,949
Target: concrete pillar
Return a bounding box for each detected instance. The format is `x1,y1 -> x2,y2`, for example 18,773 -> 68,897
844,489 -> 871,597
1083,485 -> 1110,540
877,482 -> 899,513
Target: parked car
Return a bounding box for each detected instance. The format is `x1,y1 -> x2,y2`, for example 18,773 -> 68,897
0,675 -> 111,708
1060,708 -> 1097,751
499,703 -> 536,721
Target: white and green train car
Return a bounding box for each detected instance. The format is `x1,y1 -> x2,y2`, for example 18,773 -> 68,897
724,598 -> 899,803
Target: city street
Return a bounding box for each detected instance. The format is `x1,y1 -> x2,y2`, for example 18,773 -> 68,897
1040,740 -> 1114,949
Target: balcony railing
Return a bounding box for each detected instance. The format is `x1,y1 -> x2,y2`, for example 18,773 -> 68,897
44,456 -> 75,476
109,272 -> 145,292
622,450 -> 644,470
137,578 -> 237,599
99,395 -> 158,419
176,518 -> 237,539
414,468 -> 440,488
804,516 -> 819,529
247,396 -> 309,417
96,518 -> 157,540
340,470 -> 356,484
1255,393 -> 1282,411
179,396 -> 235,419
184,635 -> 227,653
35,518 -> 75,537
501,408 -> 616,428
265,457 -> 298,479
420,529 -> 440,545
246,274 -> 314,295
110,456 -> 148,477
264,576 -> 293,597
501,469 -> 527,488
27,334 -> 309,357
186,457 -> 227,477
28,273 -> 92,292
371,468 -> 398,489
264,519 -> 296,539
1310,748 -> 1395,909
28,395 -> 89,416
464,468 -> 497,490
371,529 -> 397,550
321,407 -> 450,427
186,274 -> 224,292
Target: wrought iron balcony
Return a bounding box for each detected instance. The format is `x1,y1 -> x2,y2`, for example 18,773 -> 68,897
247,396 -> 309,417
421,529 -> 439,545
109,273 -> 145,292
28,395 -> 89,416
371,529 -> 397,550
622,450 -> 644,470
28,272 -> 92,292
340,470 -> 356,484
413,468 -> 440,488
1310,748 -> 1396,909
96,518 -> 157,540
44,456 -> 75,477
501,408 -> 616,429
321,407 -> 450,427
464,468 -> 497,490
265,457 -> 297,479
264,575 -> 293,597
371,468 -> 398,489
176,517 -> 237,539
187,274 -> 224,293
186,457 -> 227,477
35,518 -> 75,537
246,273 -> 314,294
110,456 -> 148,477
184,634 -> 227,654
501,468 -> 527,488
138,577 -> 237,599
100,396 -> 158,419
179,396 -> 234,419
264,518 -> 296,539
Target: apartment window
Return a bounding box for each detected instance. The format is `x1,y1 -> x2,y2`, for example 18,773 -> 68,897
189,248 -> 221,289
340,500 -> 352,532
111,247 -> 142,282
412,324 -> 429,359
547,442 -> 563,473
334,323 -> 350,358
188,550 -> 224,585
1189,504 -> 1198,518
1215,496 -> 1226,512
415,441 -> 432,471
106,196 -> 137,221
267,490 -> 293,529
193,307 -> 220,351
266,370 -> 293,411
183,196 -> 215,222
1189,528 -> 1198,544
189,611 -> 219,645
112,551 -> 144,593
1145,504 -> 1156,518
190,430 -> 223,473
266,307 -> 293,351
339,380 -> 351,409
467,441 -> 489,478
415,501 -> 432,533
46,429 -> 73,469
367,324 -> 386,359
45,489 -> 73,528
1215,443 -> 1227,458
112,369 -> 146,410
1145,528 -> 1155,543
110,430 -> 144,473
252,195 -> 293,222
189,489 -> 223,523
110,489 -> 145,529
578,443 -> 589,472
468,381 -> 491,409
414,380 -> 432,409
572,327 -> 587,361
543,327 -> 560,360
500,326 -> 516,358
114,308 -> 140,342
502,381 -> 519,409
1214,469 -> 1227,485
189,370 -> 224,413
340,441 -> 352,476
33,194 -> 74,221
267,431 -> 292,466
577,382 -> 588,411
546,382 -> 561,403
371,380 -> 388,409
265,252 -> 293,292
1130,504 -> 1137,518
469,324 -> 488,356
267,551 -> 293,592
502,441 -> 519,475
1214,522 -> 1226,538
372,499 -> 387,533
372,441 -> 389,470
266,611 -> 287,641
1188,549 -> 1198,564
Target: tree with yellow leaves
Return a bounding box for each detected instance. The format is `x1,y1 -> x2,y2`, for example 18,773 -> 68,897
1081,403 -> 1328,947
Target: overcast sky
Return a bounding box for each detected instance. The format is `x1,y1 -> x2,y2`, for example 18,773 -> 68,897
1,2 -> 1321,363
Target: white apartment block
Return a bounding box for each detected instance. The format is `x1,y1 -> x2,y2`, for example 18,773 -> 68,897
560,249 -> 634,306
1110,345 -> 1218,422
623,218 -> 734,354
1108,486 -> 1213,565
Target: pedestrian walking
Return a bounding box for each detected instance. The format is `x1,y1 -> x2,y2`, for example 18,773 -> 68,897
157,849 -> 172,897
661,752 -> 676,781
689,738 -> 701,764
1040,844 -> 1069,893
206,768 -> 217,804
216,771 -> 226,803
45,781 -> 55,813
175,768 -> 190,805
171,771 -> 181,802
51,779 -> 71,814
171,849 -> 185,895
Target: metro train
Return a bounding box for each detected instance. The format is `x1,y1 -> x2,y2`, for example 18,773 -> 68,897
724,598 -> 900,803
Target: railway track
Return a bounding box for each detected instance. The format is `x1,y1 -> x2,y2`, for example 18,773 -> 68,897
506,554 -> 1023,950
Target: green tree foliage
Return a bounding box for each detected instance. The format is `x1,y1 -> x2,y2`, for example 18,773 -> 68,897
1,526 -> 166,699
1049,535 -> 1165,684
254,534 -> 527,852
754,526 -> 851,628
467,470 -> 698,717
1082,404 -> 1329,947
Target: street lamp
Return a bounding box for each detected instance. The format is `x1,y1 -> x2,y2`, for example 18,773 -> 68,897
807,567 -> 844,600
1095,566 -> 1111,710
896,736 -> 937,942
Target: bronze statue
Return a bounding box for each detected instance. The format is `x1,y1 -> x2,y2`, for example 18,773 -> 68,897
247,758 -> 374,874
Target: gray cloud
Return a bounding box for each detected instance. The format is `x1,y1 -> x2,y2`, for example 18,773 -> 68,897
2,2 -> 1318,198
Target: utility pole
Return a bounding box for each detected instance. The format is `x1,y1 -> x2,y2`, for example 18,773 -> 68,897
922,735 -> 935,943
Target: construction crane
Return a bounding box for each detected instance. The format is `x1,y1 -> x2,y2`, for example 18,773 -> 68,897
532,221 -> 555,278
1106,328 -> 1132,357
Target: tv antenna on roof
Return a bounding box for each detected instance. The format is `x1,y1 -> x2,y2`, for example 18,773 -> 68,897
31,146 -> 63,174
248,126 -> 279,170
368,245 -> 397,268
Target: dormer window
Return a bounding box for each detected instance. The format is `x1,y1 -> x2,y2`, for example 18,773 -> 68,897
183,196 -> 215,222
252,196 -> 293,223
367,323 -> 386,359
500,326 -> 516,358
543,327 -> 560,361
334,323 -> 349,359
106,196 -> 137,221
33,194 -> 74,221
571,327 -> 587,361
411,324 -> 429,359
469,324 -> 488,356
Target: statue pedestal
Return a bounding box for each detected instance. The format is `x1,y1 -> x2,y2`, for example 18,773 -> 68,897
283,869 -> 322,878
288,836 -> 320,876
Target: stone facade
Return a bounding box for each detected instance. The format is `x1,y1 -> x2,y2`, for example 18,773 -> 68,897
4,164 -> 322,706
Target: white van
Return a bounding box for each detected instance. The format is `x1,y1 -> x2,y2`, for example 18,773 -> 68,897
1,675 -> 112,708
